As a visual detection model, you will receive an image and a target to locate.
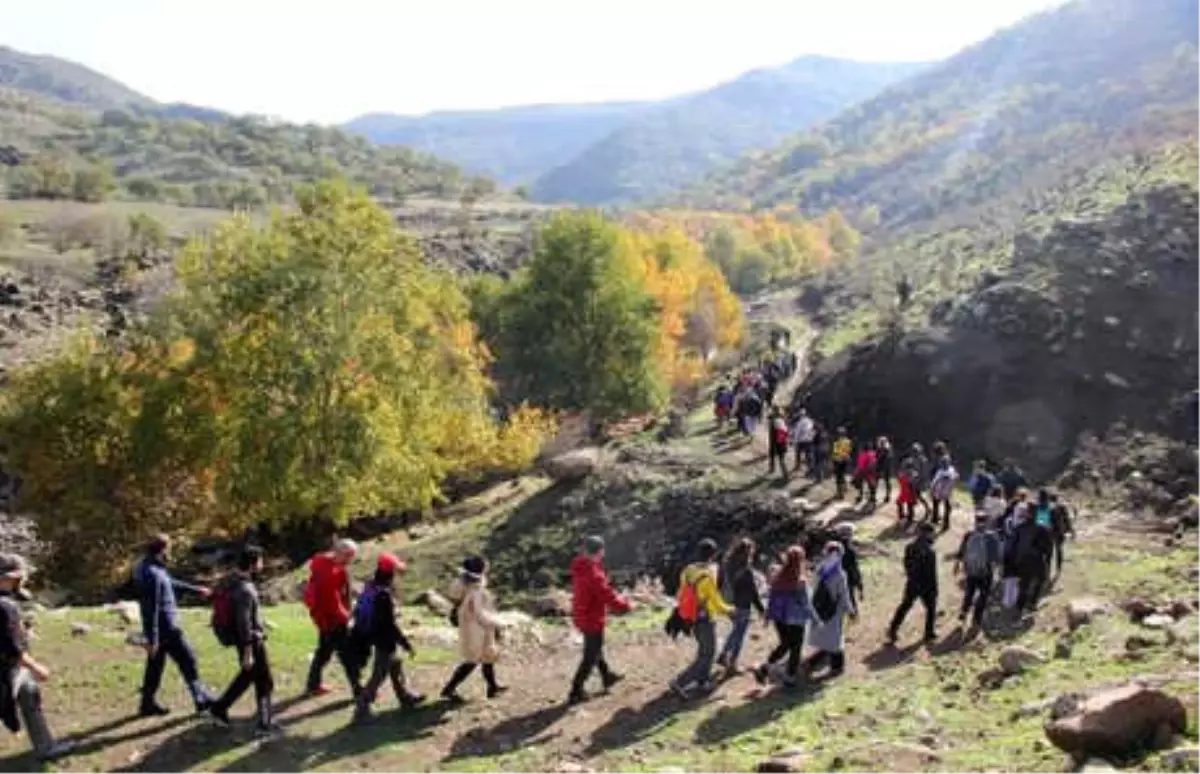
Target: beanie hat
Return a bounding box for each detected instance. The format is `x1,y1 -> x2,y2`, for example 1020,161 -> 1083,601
583,535 -> 605,556
462,555 -> 486,582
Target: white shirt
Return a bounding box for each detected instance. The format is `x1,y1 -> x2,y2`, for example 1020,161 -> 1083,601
792,417 -> 815,444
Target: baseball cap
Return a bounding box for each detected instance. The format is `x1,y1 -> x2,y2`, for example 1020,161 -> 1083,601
376,552 -> 406,575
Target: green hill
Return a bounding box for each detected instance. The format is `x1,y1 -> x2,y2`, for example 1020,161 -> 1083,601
681,0 -> 1198,232
531,57 -> 927,206
0,46 -> 154,110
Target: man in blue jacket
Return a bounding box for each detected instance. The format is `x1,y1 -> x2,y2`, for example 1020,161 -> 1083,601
133,534 -> 214,717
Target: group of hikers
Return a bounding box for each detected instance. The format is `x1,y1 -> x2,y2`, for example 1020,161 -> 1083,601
712,349 -> 798,438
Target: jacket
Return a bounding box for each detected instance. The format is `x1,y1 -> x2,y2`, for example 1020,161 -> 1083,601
931,464 -> 959,501
229,572 -> 264,649
807,563 -> 854,652
854,450 -> 878,482
306,553 -> 351,633
1050,504 -> 1075,539
876,445 -> 894,475
134,556 -> 203,646
840,540 -> 864,595
968,472 -> 996,501
570,555 -> 630,634
832,438 -> 853,463
679,563 -> 732,620
450,578 -> 502,664
997,468 -> 1028,499
792,417 -> 815,444
765,584 -> 811,626
0,593 -> 24,733
366,583 -> 412,653
957,528 -> 1002,578
903,536 -> 938,593
720,564 -> 765,614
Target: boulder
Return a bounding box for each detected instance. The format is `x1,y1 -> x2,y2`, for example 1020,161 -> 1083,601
1141,614 -> 1175,630
70,622 -> 91,637
1161,747 -> 1199,772
999,645 -> 1046,676
1165,600 -> 1195,620
1055,636 -> 1074,660
1122,597 -> 1156,622
1044,684 -> 1188,760
106,601 -> 140,628
1067,598 -> 1110,631
543,448 -> 605,481
756,753 -> 805,773
417,589 -> 454,616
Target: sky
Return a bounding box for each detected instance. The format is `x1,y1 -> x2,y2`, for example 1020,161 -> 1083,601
5,0 -> 1067,124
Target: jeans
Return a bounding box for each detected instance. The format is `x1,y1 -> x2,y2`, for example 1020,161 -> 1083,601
932,498 -> 953,530
763,621 -> 805,678
571,632 -> 614,694
794,442 -> 812,471
718,609 -> 752,667
888,584 -> 937,641
14,669 -> 55,758
768,445 -> 789,478
212,641 -> 273,725
306,625 -> 360,692
674,617 -> 716,689
959,574 -> 992,626
141,627 -> 208,708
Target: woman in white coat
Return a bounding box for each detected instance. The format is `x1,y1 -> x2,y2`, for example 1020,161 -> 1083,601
440,556 -> 508,703
804,541 -> 856,678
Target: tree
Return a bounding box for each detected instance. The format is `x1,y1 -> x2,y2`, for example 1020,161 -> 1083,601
71,163 -> 116,203
500,211 -> 666,420
126,212 -> 168,259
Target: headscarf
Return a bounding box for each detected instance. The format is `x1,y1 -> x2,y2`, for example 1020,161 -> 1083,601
819,541 -> 843,576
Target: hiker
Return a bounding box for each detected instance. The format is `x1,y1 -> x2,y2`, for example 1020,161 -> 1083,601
954,513 -> 1001,631
886,522 -> 938,645
717,538 -> 764,676
754,546 -> 811,686
0,554 -> 74,762
982,486 -> 1007,530
791,409 -> 815,472
1014,493 -> 1053,612
669,539 -> 733,699
441,556 -> 508,703
738,387 -> 763,437
831,427 -> 853,499
133,534 -> 215,717
903,443 -> 933,519
835,523 -> 864,608
767,408 -> 790,480
967,460 -> 996,508
1000,492 -> 1031,609
896,457 -> 918,524
997,460 -> 1028,501
351,553 -> 424,724
714,385 -> 734,428
209,546 -> 277,736
930,454 -> 960,531
876,436 -> 895,502
810,423 -> 830,482
303,538 -> 360,698
897,274 -> 912,309
853,439 -> 879,507
568,536 -> 631,705
804,541 -> 855,678
1047,493 -> 1075,576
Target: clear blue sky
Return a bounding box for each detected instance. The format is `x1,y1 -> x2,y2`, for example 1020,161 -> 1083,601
6,0 -> 1066,124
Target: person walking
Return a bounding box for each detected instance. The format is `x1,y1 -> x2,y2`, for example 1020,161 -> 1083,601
753,546 -> 811,687
133,534 -> 215,717
810,423 -> 830,482
853,440 -> 879,507
716,538 -> 764,676
831,428 -> 853,500
768,408 -> 790,480
568,537 -> 631,705
835,523 -> 864,609
967,461 -> 996,508
930,455 -> 960,531
1013,499 -> 1053,613
1000,493 -> 1031,610
351,553 -> 424,723
670,539 -> 732,699
792,410 -> 816,473
0,554 -> 74,762
954,513 -> 1001,631
886,523 -> 939,645
441,556 -> 507,703
906,443 -> 933,520
997,460 -> 1029,501
209,546 -> 278,737
1048,493 -> 1075,577
804,542 -> 855,678
876,436 -> 895,503
303,538 -> 360,698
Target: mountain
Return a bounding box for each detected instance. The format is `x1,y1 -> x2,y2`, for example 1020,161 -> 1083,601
345,101 -> 655,186
531,57 -> 928,206
681,0 -> 1198,231
0,45 -> 154,110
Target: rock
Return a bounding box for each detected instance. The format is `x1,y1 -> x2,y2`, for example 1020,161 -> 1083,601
529,589 -> 572,619
1044,684 -> 1188,760
1079,761 -> 1117,773
125,632 -> 147,647
1166,600 -> 1194,620
1067,598 -> 1109,631
106,601 -> 140,628
542,448 -> 605,481
1142,614 -> 1175,630
977,667 -> 1008,690
556,762 -> 592,774
999,645 -> 1046,676
756,755 -> 804,774
414,626 -> 458,649
417,589 -> 453,616
1161,747 -> 1199,772
1166,618 -> 1199,647
917,733 -> 939,750
1055,636 -> 1074,660
70,622 -> 91,637
1122,597 -> 1156,621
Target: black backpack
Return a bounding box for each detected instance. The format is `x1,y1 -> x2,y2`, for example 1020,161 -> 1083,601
811,572 -> 837,621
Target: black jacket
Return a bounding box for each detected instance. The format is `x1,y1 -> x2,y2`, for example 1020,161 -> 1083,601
903,536 -> 938,593
368,585 -> 413,653
229,572 -> 264,649
840,540 -> 864,594
719,565 -> 764,614
0,593 -> 26,733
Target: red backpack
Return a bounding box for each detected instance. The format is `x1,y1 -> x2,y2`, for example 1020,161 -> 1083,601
210,579 -> 237,647
772,420 -> 790,447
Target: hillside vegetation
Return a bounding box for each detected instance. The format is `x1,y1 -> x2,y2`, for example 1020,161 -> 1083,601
532,57 -> 926,206
0,46 -> 153,110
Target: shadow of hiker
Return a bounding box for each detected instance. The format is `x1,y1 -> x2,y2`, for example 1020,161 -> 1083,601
444,701 -> 568,762
872,520 -> 914,543
583,690 -> 680,758
692,681 -> 824,746
927,626 -> 970,656
861,641 -> 922,672
67,713 -> 194,758
112,720 -> 238,773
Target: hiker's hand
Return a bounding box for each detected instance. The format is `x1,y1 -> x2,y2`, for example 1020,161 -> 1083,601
241,652 -> 253,672
29,663 -> 50,682
197,586 -> 212,600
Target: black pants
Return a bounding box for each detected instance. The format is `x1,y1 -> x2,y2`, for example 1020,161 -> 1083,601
768,445 -> 789,478
306,625 -> 360,692
804,649 -> 845,676
443,662 -> 499,695
932,498 -> 953,530
833,460 -> 850,497
141,627 -> 206,709
764,622 -> 805,678
888,584 -> 937,641
1051,536 -> 1066,574
356,645 -> 416,713
879,472 -> 892,502
213,641 -> 273,724
571,632 -> 614,695
794,442 -> 812,471
959,574 -> 992,627
1017,564 -> 1045,611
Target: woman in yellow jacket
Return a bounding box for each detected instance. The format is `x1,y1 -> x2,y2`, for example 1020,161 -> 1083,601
440,556 -> 508,703
670,539 -> 733,699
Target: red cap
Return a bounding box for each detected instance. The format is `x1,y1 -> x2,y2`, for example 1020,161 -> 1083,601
376,552 -> 406,575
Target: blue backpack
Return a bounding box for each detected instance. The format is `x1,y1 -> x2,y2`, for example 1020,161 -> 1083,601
1035,505 -> 1053,529
352,583 -> 379,635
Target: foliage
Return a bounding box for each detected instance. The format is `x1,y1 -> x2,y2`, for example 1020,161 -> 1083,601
0,45 -> 154,109
0,181 -> 551,589
126,212 -> 168,258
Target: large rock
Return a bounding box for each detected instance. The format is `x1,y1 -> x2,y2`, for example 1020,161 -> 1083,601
1067,598 -> 1110,631
542,448 -> 605,481
1044,684 -> 1188,760
999,645 -> 1046,676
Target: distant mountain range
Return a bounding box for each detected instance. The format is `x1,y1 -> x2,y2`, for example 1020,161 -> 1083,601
346,57 -> 929,205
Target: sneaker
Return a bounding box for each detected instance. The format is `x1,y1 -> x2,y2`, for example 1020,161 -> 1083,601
254,722 -> 284,740
601,672 -> 625,692
441,690 -> 466,706
567,690 -> 588,706
486,685 -> 509,700
208,706 -> 231,727
138,702 -> 171,718
37,741 -> 75,762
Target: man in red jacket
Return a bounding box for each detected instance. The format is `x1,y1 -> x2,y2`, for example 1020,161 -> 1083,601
304,538 -> 360,697
568,536 -> 632,705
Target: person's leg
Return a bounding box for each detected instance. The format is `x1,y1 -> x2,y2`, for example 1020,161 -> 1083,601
887,587 -> 918,641
251,643 -> 275,730
387,654 -> 422,706
943,499 -> 953,531
570,633 -> 602,698
211,653 -> 254,721
959,577 -> 976,622
356,646 -> 390,717
785,624 -> 804,679
828,650 -> 846,676
306,628 -> 335,693
921,590 -> 938,641
972,576 -> 992,627
328,626 -> 361,695
722,609 -> 751,669
164,629 -> 210,709
674,618 -> 715,692
442,663 -> 476,700
15,670 -> 57,759
481,664 -> 505,698
768,446 -> 776,474
1055,537 -> 1065,575
139,641 -> 169,713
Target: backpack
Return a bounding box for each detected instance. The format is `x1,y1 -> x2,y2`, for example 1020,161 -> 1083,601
676,577 -> 700,624
1035,505 -> 1053,529
352,583 -> 379,635
811,571 -> 837,621
772,421 -> 789,447
964,531 -> 993,578
210,580 -> 237,647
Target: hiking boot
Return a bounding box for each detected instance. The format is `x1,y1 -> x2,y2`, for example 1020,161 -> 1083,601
601,672 -> 625,692
567,690 -> 589,706
753,665 -> 769,685
208,706 -> 231,728
352,705 -> 373,725
486,684 -> 509,699
254,722 -> 284,740
441,690 -> 466,706
37,741 -> 75,763
138,702 -> 171,718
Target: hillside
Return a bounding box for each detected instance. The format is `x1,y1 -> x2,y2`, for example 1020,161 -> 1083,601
346,102 -> 654,186
0,46 -> 153,110
681,0 -> 1198,231
532,57 -> 927,206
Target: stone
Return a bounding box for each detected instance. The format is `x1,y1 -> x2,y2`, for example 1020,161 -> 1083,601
70,622 -> 91,637
417,589 -> 454,616
1142,614 -> 1175,630
756,754 -> 804,773
999,645 -> 1046,676
1055,637 -> 1073,660
1122,597 -> 1155,621
106,601 -> 140,628
1166,600 -> 1194,620
543,448 -> 605,481
1079,760 -> 1116,772
1161,747 -> 1199,772
1066,598 -> 1109,631
1044,684 -> 1188,760
556,762 -> 592,774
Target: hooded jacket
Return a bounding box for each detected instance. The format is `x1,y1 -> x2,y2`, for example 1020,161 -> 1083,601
306,552 -> 352,633
679,563 -> 733,620
570,554 -> 630,634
